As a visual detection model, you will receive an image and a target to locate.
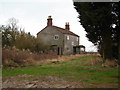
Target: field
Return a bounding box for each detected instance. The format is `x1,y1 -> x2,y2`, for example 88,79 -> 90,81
2,55 -> 119,88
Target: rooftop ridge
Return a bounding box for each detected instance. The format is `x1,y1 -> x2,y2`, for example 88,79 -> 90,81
52,25 -> 79,37
37,25 -> 79,37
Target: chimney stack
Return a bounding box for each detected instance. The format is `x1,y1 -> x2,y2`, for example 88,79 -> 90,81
47,16 -> 52,26
65,22 -> 70,31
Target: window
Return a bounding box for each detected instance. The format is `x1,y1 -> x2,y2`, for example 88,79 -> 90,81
67,35 -> 69,40
72,42 -> 74,46
80,48 -> 84,51
76,37 -> 79,41
54,35 -> 59,40
67,48 -> 69,50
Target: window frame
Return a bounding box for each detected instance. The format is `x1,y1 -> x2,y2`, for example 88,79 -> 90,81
54,35 -> 59,40
72,41 -> 74,46
66,35 -> 69,40
76,37 -> 79,41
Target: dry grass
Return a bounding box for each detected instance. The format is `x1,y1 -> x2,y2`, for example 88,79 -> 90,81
84,56 -> 103,65
35,54 -> 96,65
2,47 -> 58,67
102,60 -> 119,67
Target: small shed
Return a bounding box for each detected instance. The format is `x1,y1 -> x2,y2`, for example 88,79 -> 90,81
73,45 -> 85,54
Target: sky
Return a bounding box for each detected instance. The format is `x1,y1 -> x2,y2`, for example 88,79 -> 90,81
0,0 -> 97,52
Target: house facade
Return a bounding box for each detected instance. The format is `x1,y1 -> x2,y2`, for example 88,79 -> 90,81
37,16 -> 85,55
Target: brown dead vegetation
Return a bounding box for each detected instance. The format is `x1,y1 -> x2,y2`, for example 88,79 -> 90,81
2,46 -> 119,68
102,60 -> 119,67
84,56 -> 103,65
35,54 -> 92,65
2,47 -> 58,68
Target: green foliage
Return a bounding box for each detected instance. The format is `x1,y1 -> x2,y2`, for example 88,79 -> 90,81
1,25 -> 14,46
3,55 -> 119,83
73,2 -> 119,61
14,31 -> 48,52
1,18 -> 49,52
1,18 -> 20,47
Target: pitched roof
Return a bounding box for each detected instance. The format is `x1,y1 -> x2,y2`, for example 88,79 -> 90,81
37,26 -> 79,37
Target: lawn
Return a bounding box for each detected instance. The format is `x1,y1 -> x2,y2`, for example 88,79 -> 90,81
2,55 -> 119,84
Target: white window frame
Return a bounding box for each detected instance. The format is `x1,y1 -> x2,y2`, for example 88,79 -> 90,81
72,41 -> 74,46
76,37 -> 79,41
67,35 -> 69,40
54,35 -> 59,40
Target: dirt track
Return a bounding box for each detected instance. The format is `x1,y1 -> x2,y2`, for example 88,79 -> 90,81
2,75 -> 118,88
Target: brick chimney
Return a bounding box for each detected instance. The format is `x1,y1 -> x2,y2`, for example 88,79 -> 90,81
47,16 -> 52,26
65,22 -> 70,31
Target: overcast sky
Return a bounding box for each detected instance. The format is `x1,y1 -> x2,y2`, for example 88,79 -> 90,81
0,0 -> 97,52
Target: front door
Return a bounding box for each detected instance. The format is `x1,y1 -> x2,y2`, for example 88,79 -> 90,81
50,45 -> 57,52
50,45 -> 63,55
73,47 -> 76,54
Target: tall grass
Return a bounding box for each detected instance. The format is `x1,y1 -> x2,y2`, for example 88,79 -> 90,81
2,47 -> 58,67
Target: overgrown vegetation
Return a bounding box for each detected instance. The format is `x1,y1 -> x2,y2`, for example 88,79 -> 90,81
1,18 -> 49,52
3,55 -> 119,84
1,17 -> 58,67
2,46 -> 57,68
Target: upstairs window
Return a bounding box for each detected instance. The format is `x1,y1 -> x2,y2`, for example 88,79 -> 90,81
54,35 -> 59,40
67,35 -> 69,40
72,41 -> 74,46
76,37 -> 79,41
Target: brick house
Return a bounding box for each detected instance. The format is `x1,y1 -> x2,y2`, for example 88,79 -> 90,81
37,16 -> 85,55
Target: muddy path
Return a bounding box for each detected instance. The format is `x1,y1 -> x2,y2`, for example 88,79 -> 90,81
2,75 -> 118,88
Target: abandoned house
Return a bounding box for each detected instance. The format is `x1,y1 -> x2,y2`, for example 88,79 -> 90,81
37,16 -> 85,55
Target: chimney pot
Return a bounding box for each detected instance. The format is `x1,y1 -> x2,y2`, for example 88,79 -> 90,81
47,16 -> 52,26
65,22 -> 70,30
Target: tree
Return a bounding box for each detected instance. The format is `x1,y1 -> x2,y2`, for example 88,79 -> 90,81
7,17 -> 19,31
14,30 -> 49,52
1,17 -> 49,52
1,18 -> 20,47
112,3 -> 120,64
1,25 -> 13,46
73,2 -> 119,62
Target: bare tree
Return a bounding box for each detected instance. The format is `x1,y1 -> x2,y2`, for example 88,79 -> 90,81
7,17 -> 19,31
